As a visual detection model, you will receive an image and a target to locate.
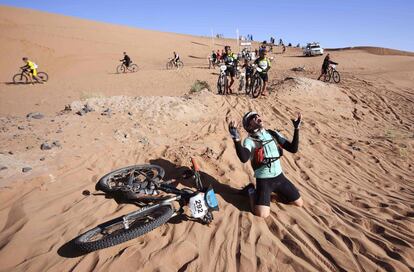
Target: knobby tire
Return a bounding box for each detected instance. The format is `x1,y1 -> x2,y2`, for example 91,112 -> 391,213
74,204 -> 174,252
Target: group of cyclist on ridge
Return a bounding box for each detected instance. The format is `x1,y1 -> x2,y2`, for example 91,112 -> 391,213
216,45 -> 272,96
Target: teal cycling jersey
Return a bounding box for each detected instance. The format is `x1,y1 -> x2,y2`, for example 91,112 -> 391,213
243,129 -> 287,178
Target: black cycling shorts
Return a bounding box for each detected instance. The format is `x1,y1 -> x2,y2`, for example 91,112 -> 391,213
259,73 -> 268,82
226,66 -> 236,77
256,173 -> 300,206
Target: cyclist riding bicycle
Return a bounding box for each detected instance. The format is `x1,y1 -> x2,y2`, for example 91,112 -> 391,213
228,111 -> 303,218
222,45 -> 238,94
254,49 -> 271,96
120,52 -> 131,68
317,53 -> 338,80
173,51 -> 180,66
21,57 -> 42,84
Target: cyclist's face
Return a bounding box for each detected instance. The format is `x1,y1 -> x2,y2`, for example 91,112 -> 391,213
248,114 -> 262,130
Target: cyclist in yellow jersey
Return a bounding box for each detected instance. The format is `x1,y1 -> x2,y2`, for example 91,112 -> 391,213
254,49 -> 271,96
21,57 -> 42,84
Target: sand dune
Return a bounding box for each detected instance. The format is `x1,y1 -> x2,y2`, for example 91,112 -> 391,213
1,5 -> 414,272
327,46 -> 414,57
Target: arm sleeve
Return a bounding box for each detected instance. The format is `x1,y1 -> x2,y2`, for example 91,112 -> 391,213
234,140 -> 251,163
274,129 -> 299,153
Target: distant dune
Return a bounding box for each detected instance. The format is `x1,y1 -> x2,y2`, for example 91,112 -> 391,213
1,5 -> 414,272
326,46 -> 414,56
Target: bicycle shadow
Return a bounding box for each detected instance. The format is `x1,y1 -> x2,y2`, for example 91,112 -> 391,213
150,158 -> 251,212
2,82 -> 28,85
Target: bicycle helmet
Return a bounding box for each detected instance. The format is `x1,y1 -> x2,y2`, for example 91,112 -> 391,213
242,111 -> 258,132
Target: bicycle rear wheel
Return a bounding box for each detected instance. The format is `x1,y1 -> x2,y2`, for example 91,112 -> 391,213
251,76 -> 262,98
13,73 -> 28,84
117,64 -> 125,73
74,204 -> 174,252
177,61 -> 184,69
96,164 -> 165,193
37,72 -> 49,82
332,71 -> 340,83
129,64 -> 139,73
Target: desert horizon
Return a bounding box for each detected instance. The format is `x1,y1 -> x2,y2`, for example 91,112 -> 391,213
0,5 -> 413,272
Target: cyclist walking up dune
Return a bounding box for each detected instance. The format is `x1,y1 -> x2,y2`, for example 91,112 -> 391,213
317,53 -> 338,80
254,50 -> 271,96
228,111 -> 303,218
222,45 -> 238,94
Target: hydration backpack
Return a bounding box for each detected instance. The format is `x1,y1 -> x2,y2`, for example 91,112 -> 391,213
251,130 -> 284,170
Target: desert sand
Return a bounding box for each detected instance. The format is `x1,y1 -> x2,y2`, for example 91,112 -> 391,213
1,5 -> 414,272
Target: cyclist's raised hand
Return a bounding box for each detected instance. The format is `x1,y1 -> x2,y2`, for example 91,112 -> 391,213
228,120 -> 240,141
291,113 -> 302,129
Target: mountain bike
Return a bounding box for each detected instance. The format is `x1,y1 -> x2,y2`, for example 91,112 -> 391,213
249,66 -> 263,98
324,64 -> 340,83
12,68 -> 48,84
166,58 -> 184,70
217,65 -> 228,95
116,61 -> 139,73
74,158 -> 219,252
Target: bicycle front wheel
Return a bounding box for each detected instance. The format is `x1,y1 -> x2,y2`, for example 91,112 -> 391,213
37,72 -> 49,82
96,164 -> 165,193
166,61 -> 173,70
332,71 -> 340,83
251,76 -> 262,98
74,204 -> 174,252
217,75 -> 226,95
129,64 -> 139,73
238,77 -> 244,92
117,64 -> 125,73
13,73 -> 28,84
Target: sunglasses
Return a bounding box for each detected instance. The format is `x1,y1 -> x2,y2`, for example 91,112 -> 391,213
247,114 -> 260,124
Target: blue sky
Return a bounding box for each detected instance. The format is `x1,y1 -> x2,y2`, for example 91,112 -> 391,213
1,0 -> 413,52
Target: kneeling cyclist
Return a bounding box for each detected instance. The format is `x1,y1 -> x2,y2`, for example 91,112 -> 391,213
228,111 -> 303,218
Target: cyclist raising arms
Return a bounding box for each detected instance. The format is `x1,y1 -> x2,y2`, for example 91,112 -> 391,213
222,45 -> 238,94
254,49 -> 271,96
21,57 -> 42,84
228,111 -> 303,218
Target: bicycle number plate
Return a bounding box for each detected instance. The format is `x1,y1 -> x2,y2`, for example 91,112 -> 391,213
220,65 -> 227,71
189,193 -> 208,218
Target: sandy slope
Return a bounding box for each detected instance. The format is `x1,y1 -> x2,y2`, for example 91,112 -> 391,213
1,5 -> 414,272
